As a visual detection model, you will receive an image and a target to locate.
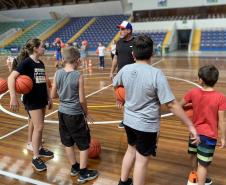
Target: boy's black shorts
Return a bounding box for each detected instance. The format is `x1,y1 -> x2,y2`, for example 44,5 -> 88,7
58,112 -> 90,151
124,125 -> 158,156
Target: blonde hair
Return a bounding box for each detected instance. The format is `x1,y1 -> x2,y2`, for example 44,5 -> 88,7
62,47 -> 80,64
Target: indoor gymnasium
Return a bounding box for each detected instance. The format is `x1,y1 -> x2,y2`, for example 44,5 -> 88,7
0,0 -> 226,185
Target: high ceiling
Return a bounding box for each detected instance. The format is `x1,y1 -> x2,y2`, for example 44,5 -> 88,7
0,0 -> 118,11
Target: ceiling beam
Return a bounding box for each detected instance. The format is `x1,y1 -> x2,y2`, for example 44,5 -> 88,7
0,1 -> 8,9
61,0 -> 65,5
33,0 -> 41,7
1,0 -> 17,8
20,0 -> 29,8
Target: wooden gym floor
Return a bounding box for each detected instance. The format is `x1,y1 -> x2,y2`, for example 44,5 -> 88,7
0,55 -> 225,185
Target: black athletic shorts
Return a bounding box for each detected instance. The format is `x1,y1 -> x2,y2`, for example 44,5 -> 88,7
58,112 -> 90,150
124,125 -> 158,156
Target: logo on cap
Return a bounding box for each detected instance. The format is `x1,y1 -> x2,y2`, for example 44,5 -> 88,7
117,21 -> 133,30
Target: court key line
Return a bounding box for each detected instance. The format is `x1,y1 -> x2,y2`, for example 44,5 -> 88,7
0,170 -> 51,185
0,58 -> 167,139
0,83 -> 113,140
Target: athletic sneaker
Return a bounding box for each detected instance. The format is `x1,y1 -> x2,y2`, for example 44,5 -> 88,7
205,178 -> 212,185
32,157 -> 47,171
77,169 -> 98,184
71,166 -> 80,176
39,148 -> 54,158
118,121 -> 124,128
118,178 -> 133,185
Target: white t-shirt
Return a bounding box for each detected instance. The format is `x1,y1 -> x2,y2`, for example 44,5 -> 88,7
98,46 -> 105,57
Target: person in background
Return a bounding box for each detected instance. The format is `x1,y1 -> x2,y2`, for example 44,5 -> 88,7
109,20 -> 135,128
97,42 -> 106,69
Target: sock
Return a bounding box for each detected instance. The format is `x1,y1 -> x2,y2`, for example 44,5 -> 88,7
72,162 -> 79,170
80,168 -> 87,175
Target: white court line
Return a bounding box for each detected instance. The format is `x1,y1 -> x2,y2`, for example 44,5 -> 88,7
0,58 -> 172,139
0,170 -> 51,185
0,84 -> 113,139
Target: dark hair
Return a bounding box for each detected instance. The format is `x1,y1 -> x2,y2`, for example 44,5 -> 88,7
198,65 -> 219,87
11,38 -> 41,71
132,34 -> 153,60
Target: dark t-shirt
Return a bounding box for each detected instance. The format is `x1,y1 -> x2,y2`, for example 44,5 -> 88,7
115,37 -> 135,72
16,57 -> 48,110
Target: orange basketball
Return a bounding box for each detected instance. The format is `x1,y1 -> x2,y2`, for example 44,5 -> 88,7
0,78 -> 8,94
88,138 -> 101,158
115,86 -> 125,103
15,75 -> 33,94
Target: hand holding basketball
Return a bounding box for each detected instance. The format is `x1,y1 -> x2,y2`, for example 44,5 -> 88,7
115,86 -> 125,107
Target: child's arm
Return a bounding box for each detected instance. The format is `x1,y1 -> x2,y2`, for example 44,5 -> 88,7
79,74 -> 93,123
110,55 -> 118,81
218,111 -> 226,148
8,71 -> 20,112
166,99 -> 200,144
45,76 -> 52,110
50,72 -> 58,99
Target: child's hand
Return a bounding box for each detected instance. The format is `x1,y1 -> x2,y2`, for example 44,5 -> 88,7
86,114 -> 94,124
47,98 -> 53,110
219,138 -> 225,148
188,125 -> 200,145
116,100 -> 124,109
10,97 -> 19,112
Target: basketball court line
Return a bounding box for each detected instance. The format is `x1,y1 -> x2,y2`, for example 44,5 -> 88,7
0,75 -> 200,140
0,58 -> 201,184
0,58 -> 172,140
0,84 -> 113,139
0,170 -> 51,185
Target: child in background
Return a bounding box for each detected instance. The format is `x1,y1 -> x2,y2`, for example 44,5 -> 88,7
97,42 -> 105,69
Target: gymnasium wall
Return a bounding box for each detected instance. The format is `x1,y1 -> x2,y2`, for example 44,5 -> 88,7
129,0 -> 226,11
0,1 -> 123,21
132,18 -> 226,31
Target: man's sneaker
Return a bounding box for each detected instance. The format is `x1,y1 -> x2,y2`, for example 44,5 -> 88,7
39,148 -> 54,158
27,143 -> 33,151
71,166 -> 80,176
118,121 -> 124,128
118,178 -> 133,185
32,157 -> 47,171
205,178 -> 212,185
77,169 -> 98,184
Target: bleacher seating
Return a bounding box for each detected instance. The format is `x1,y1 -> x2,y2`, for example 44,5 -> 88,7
8,19 -> 57,48
133,31 -> 166,46
200,29 -> 226,51
0,20 -> 35,35
75,15 -> 129,50
46,17 -> 92,44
